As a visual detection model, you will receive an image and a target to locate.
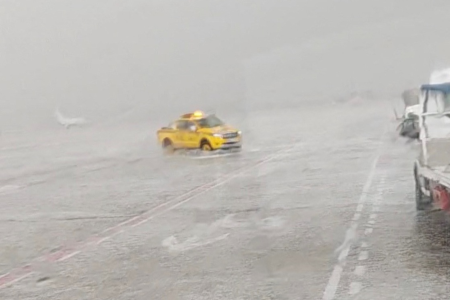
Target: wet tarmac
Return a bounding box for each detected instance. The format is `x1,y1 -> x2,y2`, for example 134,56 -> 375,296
2,101 -> 450,300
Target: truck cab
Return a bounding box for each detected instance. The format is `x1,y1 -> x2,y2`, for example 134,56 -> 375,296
156,111 -> 242,153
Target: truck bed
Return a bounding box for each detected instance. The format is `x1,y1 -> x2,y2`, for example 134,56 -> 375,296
419,138 -> 450,187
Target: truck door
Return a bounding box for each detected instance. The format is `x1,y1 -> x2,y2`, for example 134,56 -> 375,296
184,121 -> 200,148
173,121 -> 185,147
175,120 -> 195,148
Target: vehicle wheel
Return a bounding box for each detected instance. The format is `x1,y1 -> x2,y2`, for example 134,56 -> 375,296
415,174 -> 430,211
162,139 -> 175,154
200,140 -> 213,151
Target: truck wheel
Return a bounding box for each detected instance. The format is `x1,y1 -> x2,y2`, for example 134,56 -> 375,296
200,140 -> 213,151
415,174 -> 430,211
163,139 -> 175,154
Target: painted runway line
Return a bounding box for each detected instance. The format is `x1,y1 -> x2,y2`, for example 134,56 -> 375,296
322,124 -> 389,300
322,154 -> 383,300
323,165 -> 388,300
346,174 -> 387,296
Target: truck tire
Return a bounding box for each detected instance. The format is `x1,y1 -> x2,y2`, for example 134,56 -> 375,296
200,140 -> 213,151
162,139 -> 175,154
415,173 -> 430,211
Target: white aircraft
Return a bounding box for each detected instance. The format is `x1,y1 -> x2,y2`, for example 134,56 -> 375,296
54,108 -> 89,129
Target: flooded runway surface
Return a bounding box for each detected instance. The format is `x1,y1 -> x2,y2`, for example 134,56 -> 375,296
2,102 -> 448,300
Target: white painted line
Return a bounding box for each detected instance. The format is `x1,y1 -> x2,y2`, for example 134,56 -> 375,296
354,265 -> 366,276
322,265 -> 344,300
335,222 -> 357,260
349,282 -> 362,295
322,154 -> 380,300
338,240 -> 352,263
117,216 -> 141,227
163,233 -> 230,252
4,272 -> 33,287
57,251 -> 80,262
96,237 -> 110,245
130,219 -> 148,227
358,251 -> 369,261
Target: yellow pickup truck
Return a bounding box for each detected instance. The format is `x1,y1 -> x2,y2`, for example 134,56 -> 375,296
156,111 -> 242,153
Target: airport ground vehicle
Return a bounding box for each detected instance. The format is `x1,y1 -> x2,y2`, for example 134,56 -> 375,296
395,89 -> 420,139
414,83 -> 450,211
397,108 -> 420,139
156,111 -> 242,153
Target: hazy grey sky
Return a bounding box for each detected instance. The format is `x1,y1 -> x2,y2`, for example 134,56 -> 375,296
1,0 -> 450,130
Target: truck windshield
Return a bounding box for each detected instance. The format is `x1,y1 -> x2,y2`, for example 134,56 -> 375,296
197,115 -> 224,128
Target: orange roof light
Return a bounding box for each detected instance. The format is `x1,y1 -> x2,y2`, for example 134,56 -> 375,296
180,111 -> 205,119
193,111 -> 203,117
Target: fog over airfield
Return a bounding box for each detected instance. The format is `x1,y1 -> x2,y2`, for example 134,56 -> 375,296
4,1 -> 450,299
1,0 -> 450,132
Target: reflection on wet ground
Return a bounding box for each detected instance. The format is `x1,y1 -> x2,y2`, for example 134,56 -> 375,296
331,138 -> 450,300
413,211 -> 450,276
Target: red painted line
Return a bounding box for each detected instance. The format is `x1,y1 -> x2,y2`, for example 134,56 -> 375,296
126,215 -> 148,227
0,273 -> 14,286
21,265 -> 32,273
83,235 -> 105,246
119,215 -> 142,227
43,248 -> 78,263
0,265 -> 32,287
0,148 -> 291,289
101,225 -> 125,237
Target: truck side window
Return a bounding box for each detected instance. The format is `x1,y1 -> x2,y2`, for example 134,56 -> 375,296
173,121 -> 184,130
185,121 -> 196,131
176,121 -> 188,130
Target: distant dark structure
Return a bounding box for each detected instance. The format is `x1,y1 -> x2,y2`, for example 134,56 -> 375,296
397,88 -> 420,139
